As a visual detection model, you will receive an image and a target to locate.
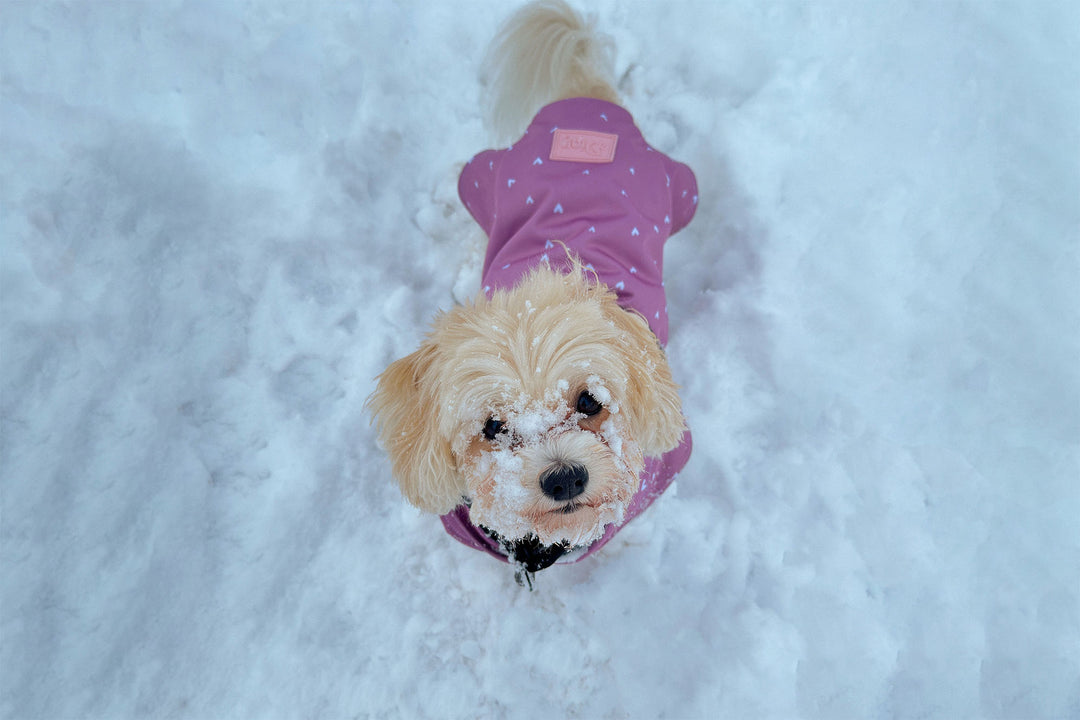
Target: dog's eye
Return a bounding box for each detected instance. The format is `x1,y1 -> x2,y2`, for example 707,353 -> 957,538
576,391 -> 603,416
482,417 -> 507,441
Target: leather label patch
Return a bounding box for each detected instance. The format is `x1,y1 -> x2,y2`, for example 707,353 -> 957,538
550,129 -> 618,163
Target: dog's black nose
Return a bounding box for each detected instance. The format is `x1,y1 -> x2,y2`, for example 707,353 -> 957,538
540,463 -> 588,502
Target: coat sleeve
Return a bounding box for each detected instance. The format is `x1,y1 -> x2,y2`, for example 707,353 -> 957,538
666,159 -> 698,235
457,149 -> 503,237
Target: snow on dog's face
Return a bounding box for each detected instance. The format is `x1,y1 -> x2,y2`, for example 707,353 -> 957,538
369,262 -> 685,549
459,377 -> 644,547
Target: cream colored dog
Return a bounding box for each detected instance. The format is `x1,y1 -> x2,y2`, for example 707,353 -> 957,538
369,0 -> 697,580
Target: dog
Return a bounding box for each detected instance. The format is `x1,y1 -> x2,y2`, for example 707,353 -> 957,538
369,0 -> 698,584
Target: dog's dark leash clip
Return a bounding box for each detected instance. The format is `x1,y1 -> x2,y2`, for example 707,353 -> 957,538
514,567 -> 537,590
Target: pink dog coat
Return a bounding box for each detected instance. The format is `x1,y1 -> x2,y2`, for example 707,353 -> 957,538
442,98 -> 697,564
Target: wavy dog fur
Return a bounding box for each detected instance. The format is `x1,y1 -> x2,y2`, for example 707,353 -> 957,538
483,0 -> 618,143
369,260 -> 684,521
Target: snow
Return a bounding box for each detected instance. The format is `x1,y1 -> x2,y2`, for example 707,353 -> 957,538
2,0 -> 1078,718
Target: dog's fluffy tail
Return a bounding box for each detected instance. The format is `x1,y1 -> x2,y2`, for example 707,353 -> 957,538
483,0 -> 618,144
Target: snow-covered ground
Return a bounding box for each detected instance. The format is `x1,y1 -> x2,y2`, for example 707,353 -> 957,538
3,1 -> 1078,717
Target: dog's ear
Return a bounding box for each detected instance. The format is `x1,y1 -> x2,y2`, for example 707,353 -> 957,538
602,298 -> 687,457
368,341 -> 465,514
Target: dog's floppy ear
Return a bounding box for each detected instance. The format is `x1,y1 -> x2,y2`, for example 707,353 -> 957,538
602,298 -> 687,457
368,341 -> 465,514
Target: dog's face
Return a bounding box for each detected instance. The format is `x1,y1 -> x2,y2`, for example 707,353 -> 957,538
369,262 -> 685,553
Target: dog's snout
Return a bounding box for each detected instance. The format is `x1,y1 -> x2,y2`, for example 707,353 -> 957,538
540,463 -> 588,502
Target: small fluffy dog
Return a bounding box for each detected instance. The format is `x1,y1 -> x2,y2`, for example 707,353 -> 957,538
369,0 -> 697,582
